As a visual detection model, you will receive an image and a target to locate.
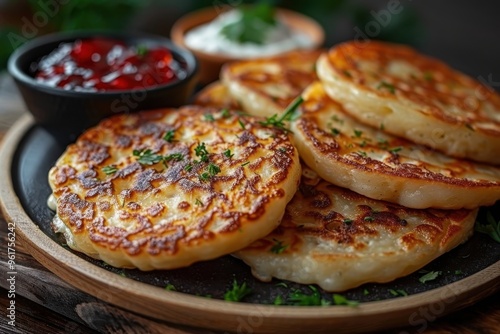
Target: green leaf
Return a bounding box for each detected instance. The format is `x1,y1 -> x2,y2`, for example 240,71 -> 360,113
133,149 -> 163,165
163,130 -> 176,143
475,211 -> 500,243
260,96 -> 303,132
194,142 -> 210,163
332,294 -> 359,307
224,280 -> 252,302
102,165 -> 118,175
419,271 -> 442,283
270,239 -> 287,254
288,286 -> 324,306
220,3 -> 277,44
377,81 -> 396,94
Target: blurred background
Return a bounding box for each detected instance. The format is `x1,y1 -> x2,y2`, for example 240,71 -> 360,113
0,0 -> 499,85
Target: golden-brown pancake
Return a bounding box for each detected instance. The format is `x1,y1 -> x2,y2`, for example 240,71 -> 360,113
317,40 -> 500,165
291,82 -> 500,209
48,106 -> 301,270
221,49 -> 322,117
193,81 -> 242,110
235,166 -> 477,292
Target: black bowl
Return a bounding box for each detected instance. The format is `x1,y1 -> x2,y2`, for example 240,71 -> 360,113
8,31 -> 198,136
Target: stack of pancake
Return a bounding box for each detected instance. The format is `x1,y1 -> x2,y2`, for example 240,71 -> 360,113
49,41 -> 500,292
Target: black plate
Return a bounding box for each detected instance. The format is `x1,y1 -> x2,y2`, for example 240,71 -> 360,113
12,124 -> 500,304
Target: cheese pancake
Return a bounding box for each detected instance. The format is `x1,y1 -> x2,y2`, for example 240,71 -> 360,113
48,106 -> 301,270
317,41 -> 500,165
291,82 -> 500,209
193,81 -> 241,110
235,166 -> 477,292
221,49 -> 322,117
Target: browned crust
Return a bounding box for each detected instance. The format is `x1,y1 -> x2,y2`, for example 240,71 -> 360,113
325,41 -> 500,136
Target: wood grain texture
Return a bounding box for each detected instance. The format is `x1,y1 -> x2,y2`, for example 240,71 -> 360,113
0,115 -> 499,334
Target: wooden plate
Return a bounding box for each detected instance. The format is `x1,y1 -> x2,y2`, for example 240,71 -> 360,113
1,115 -> 499,334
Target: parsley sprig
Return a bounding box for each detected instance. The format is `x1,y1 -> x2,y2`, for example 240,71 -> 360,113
259,96 -> 304,132
194,142 -> 210,163
220,3 -> 277,45
133,149 -> 163,165
133,149 -> 183,166
224,280 -> 252,302
475,211 -> 500,243
419,271 -> 442,283
102,165 -> 118,175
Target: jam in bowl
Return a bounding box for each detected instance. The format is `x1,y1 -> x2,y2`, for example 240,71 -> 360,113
8,32 -> 198,136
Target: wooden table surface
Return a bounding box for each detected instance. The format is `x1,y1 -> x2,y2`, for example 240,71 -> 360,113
0,75 -> 499,334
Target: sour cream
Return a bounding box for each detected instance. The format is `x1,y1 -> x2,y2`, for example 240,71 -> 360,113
184,10 -> 315,58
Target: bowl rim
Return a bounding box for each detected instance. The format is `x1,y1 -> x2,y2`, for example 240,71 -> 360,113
171,6 -> 325,62
7,30 -> 199,97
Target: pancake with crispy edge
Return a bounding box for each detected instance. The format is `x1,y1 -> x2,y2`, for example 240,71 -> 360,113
317,40 -> 500,165
290,82 -> 500,209
48,106 -> 301,270
235,166 -> 477,292
221,49 -> 322,117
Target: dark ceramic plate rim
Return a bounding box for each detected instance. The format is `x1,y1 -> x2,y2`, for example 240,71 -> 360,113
1,115 -> 499,333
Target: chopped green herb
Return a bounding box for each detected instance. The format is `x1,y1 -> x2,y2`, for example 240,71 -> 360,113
102,165 -> 118,175
343,219 -> 353,225
259,96 -> 303,132
475,211 -> 500,243
195,198 -> 203,206
332,294 -> 359,307
359,140 -> 367,148
238,118 -> 246,130
204,113 -> 215,122
364,216 -> 374,222
331,128 -> 341,136
119,271 -> 126,277
357,151 -> 367,157
194,142 -> 210,163
278,147 -> 287,153
389,289 -> 408,297
163,130 -> 176,143
199,172 -> 210,182
273,295 -> 284,305
220,3 -> 277,45
454,270 -> 463,275
241,161 -> 250,167
136,45 -> 148,57
224,280 -> 252,302
275,282 -> 288,288
389,147 -> 403,154
165,284 -> 176,291
332,115 -> 344,124
133,149 -> 163,165
184,163 -> 193,172
207,163 -> 221,177
288,286 -> 327,306
377,81 -> 396,94
164,153 -> 184,162
354,129 -> 363,138
419,271 -> 442,283
221,108 -> 231,118
223,149 -> 234,158
270,239 -> 287,254
363,289 -> 370,296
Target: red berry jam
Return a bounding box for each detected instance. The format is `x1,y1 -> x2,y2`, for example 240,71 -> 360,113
34,38 -> 185,91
